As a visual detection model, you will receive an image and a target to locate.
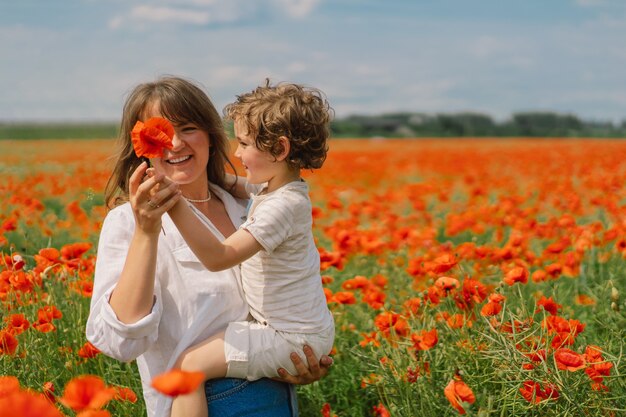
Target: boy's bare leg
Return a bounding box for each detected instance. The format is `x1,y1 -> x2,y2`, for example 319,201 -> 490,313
170,331 -> 228,417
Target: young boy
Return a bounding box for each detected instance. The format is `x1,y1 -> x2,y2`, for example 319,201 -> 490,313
165,80 -> 335,417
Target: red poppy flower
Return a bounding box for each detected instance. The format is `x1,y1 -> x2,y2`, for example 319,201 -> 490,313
0,390 -> 64,417
61,242 -> 92,260
411,328 -> 438,351
76,410 -> 111,417
131,117 -> 175,158
113,386 -> 138,403
434,276 -> 460,294
425,253 -> 458,274
536,296 -> 562,316
554,348 -> 586,371
78,341 -> 101,359
329,291 -> 356,305
444,376 -> 476,414
0,331 -> 18,355
519,380 -> 559,403
321,402 -> 337,417
5,313 -> 30,335
151,369 -> 205,397
374,312 -> 409,338
42,381 -> 56,403
503,266 -> 528,286
58,375 -> 116,412
372,403 -> 391,417
0,376 -> 20,397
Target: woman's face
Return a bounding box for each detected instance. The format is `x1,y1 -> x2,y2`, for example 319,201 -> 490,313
143,103 -> 210,189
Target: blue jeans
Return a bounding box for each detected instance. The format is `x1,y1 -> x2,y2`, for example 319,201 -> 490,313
205,378 -> 298,416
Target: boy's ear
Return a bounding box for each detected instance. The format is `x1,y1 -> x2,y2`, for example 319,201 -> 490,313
275,136 -> 291,162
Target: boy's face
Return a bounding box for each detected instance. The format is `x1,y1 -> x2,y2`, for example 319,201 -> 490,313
233,119 -> 281,186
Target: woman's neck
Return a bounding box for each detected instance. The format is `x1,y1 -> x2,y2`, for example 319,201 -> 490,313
180,177 -> 211,201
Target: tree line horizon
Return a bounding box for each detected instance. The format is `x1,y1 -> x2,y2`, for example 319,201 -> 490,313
1,111 -> 626,139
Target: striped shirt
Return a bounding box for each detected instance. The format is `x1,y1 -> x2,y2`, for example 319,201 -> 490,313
240,180 -> 333,333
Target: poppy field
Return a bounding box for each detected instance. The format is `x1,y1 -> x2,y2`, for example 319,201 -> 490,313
1,138 -> 626,416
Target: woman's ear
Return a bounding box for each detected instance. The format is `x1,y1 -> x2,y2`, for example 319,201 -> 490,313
275,136 -> 291,162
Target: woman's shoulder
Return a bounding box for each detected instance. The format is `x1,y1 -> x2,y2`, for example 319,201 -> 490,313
102,202 -> 134,226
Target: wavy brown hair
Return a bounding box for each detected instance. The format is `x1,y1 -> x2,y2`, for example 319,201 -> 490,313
223,79 -> 332,170
104,76 -> 236,209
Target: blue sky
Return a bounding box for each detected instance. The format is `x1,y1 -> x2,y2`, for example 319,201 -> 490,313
1,0 -> 625,122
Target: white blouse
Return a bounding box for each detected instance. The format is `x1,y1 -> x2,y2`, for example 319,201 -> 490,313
86,185 -> 250,417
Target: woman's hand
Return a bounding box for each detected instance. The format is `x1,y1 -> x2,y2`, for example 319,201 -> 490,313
129,162 -> 180,234
274,345 -> 333,385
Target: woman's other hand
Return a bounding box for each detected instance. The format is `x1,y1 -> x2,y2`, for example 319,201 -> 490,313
129,162 -> 180,234
274,345 -> 333,384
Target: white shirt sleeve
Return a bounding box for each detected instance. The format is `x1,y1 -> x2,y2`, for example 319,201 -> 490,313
241,194 -> 295,254
85,206 -> 162,362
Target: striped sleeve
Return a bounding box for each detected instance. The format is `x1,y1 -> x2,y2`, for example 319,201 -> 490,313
241,196 -> 295,254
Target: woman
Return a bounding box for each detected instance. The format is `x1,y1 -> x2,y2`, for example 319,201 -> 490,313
86,76 -> 330,417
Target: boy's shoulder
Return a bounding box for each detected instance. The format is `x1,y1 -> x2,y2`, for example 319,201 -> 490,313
275,180 -> 310,204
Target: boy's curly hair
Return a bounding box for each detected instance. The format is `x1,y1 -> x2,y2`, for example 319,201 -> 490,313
224,79 -> 333,170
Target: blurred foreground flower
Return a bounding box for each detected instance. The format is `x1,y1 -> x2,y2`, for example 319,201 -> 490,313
58,375 -> 116,412
151,369 -> 205,397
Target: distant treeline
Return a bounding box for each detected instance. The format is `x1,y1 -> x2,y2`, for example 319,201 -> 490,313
2,112 -> 626,139
331,112 -> 626,138
0,123 -> 118,140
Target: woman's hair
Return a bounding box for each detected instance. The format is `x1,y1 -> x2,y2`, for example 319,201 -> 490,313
223,79 -> 333,170
105,76 -> 236,208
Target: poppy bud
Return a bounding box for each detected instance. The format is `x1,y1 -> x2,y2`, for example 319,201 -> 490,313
611,302 -> 619,312
611,287 -> 619,303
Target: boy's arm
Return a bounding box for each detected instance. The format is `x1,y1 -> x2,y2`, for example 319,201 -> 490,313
168,198 -> 262,271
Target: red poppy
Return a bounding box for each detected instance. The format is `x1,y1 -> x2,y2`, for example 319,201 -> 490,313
372,402 -> 391,417
76,410 -> 111,417
329,291 -> 356,305
151,369 -> 205,397
374,312 -> 409,338
0,331 -> 18,355
61,242 -> 92,260
58,375 -> 116,412
0,390 -> 64,417
0,376 -> 20,397
425,253 -> 458,274
5,313 -> 30,335
536,296 -> 561,316
42,381 -> 56,403
444,376 -> 476,414
321,402 -> 337,417
411,328 -> 438,351
78,341 -> 101,359
434,276 -> 460,294
574,294 -> 596,305
519,380 -> 559,403
113,386 -> 138,403
554,348 -> 586,371
503,266 -> 528,286
131,117 -> 175,158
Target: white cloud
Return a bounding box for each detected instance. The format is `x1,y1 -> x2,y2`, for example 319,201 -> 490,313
575,0 -> 606,6
108,0 -> 321,30
286,62 -> 307,73
109,5 -> 210,28
272,0 -> 321,18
